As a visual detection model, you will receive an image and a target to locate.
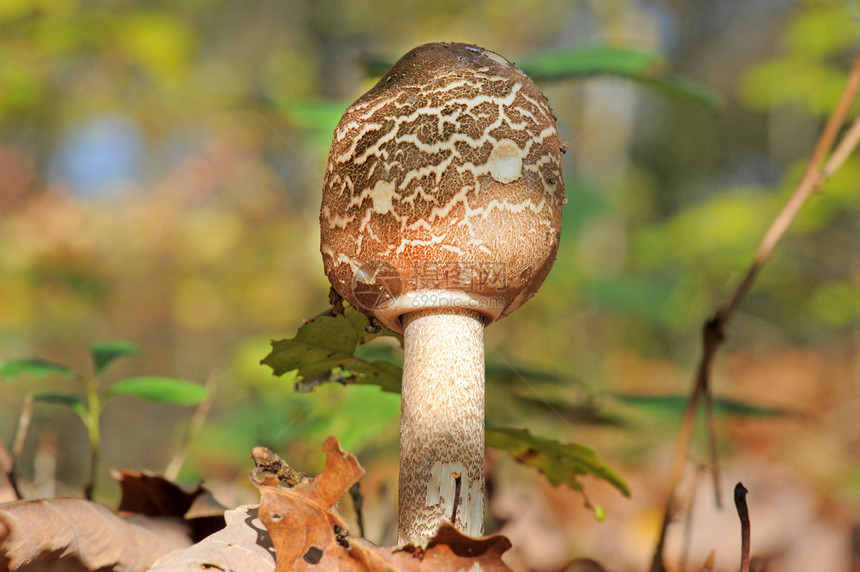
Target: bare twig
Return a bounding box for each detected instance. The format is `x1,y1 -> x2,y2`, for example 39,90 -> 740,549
734,482 -> 750,572
650,56 -> 860,572
349,482 -> 366,538
722,58 -> 860,323
165,370 -> 218,481
679,465 -> 706,572
4,393 -> 35,499
11,394 -> 34,462
0,434 -> 18,502
702,551 -> 716,572
650,319 -> 723,572
822,116 -> 860,176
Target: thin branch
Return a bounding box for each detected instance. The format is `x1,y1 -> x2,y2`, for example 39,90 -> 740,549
721,57 -> 860,324
679,465 -> 706,572
650,318 -> 722,572
6,394 -> 35,499
822,116 -> 860,177
0,432 -> 18,502
11,394 -> 34,462
734,482 -> 750,572
650,55 -> 860,572
349,482 -> 366,539
702,551 -> 716,572
701,375 -> 722,508
165,370 -> 218,481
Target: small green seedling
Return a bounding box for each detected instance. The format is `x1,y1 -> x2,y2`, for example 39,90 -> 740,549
0,340 -> 208,499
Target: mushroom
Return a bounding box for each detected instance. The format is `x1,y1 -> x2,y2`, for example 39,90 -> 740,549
320,42 -> 566,543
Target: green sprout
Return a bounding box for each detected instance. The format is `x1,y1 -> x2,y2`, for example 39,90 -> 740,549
0,341 -> 208,499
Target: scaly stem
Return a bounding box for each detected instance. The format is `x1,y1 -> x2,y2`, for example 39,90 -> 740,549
398,309 -> 485,543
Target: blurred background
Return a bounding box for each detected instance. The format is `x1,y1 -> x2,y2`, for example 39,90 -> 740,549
1,0 -> 859,570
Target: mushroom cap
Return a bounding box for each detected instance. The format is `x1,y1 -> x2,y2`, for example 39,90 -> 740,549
320,42 -> 566,333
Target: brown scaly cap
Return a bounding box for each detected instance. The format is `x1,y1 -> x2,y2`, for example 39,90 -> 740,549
320,42 -> 566,333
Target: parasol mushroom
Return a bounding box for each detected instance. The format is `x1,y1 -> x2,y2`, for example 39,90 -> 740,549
320,42 -> 566,543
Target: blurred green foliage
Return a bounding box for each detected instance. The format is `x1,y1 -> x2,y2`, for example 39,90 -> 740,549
0,0 -> 858,524
485,427 -> 630,497
1,341 -> 206,497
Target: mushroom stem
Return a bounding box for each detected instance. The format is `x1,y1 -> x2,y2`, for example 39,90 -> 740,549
398,308 -> 485,543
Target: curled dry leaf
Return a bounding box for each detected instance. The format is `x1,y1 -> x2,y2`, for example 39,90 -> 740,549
256,436 -> 513,571
0,498 -> 191,571
114,468 -> 227,542
148,505 -> 276,572
257,436 -> 366,570
250,446 -> 312,488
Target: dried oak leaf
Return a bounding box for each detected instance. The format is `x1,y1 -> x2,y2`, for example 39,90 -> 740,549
148,504 -> 275,572
257,436 -> 365,570
114,468 -> 227,542
256,436 -> 513,571
0,497 -> 191,571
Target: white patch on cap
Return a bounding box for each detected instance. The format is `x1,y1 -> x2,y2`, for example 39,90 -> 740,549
481,49 -> 512,67
487,139 -> 523,183
367,179 -> 400,214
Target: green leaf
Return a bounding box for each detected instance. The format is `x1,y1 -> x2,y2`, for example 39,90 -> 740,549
356,56 -> 396,78
34,393 -> 86,416
278,100 -> 349,132
246,97 -> 351,151
353,342 -> 402,365
520,46 -> 663,78
486,427 -> 630,497
613,394 -> 800,418
261,306 -> 403,393
358,46 -> 720,108
0,358 -> 74,382
509,395 -> 628,428
485,361 -> 566,387
518,46 -> 722,109
90,340 -> 141,375
107,377 -> 208,405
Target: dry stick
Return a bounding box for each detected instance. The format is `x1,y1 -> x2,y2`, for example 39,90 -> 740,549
650,319 -> 722,572
649,56 -> 860,572
164,371 -> 218,481
348,483 -> 366,539
702,551 -> 716,572
0,438 -> 14,494
734,482 -> 751,572
679,465 -> 706,572
5,394 -> 35,499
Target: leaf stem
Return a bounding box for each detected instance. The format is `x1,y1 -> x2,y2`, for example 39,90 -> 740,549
82,378 -> 102,500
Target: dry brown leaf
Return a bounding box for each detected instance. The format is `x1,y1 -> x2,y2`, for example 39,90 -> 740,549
256,436 -> 513,571
386,523 -> 513,571
0,497 -> 192,571
148,504 -> 276,572
257,436 -> 365,570
114,468 -> 227,542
